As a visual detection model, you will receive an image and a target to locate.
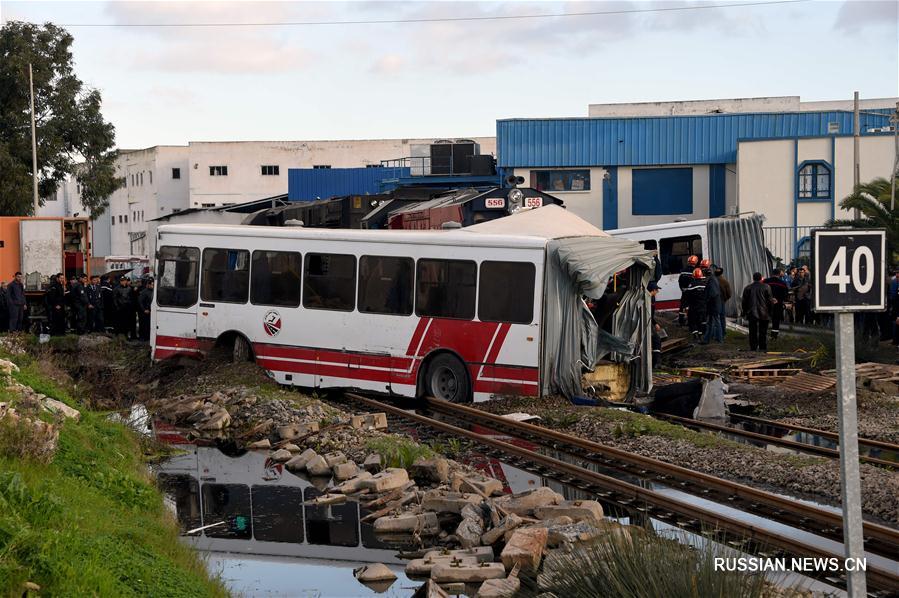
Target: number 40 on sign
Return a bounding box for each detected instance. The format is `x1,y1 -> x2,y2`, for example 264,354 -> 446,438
812,229 -> 887,313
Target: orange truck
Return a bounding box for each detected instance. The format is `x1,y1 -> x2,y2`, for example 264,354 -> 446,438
0,217 -> 91,293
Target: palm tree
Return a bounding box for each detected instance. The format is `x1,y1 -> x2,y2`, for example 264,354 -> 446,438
827,176 -> 899,264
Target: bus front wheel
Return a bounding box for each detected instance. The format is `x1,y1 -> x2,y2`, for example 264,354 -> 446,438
423,354 -> 471,403
232,335 -> 251,363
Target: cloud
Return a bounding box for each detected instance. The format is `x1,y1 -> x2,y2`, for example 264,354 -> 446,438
833,0 -> 899,33
370,54 -> 406,74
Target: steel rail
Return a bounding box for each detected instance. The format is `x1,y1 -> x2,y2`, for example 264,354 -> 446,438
656,413 -> 896,468
342,393 -> 899,593
424,398 -> 899,561
728,413 -> 899,453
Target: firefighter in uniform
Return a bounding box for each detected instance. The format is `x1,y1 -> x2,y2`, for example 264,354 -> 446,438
684,267 -> 708,341
678,255 -> 700,326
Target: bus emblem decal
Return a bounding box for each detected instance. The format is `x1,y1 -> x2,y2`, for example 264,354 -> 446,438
263,311 -> 282,337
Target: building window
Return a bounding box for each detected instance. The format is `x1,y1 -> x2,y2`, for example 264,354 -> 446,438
632,167 -> 693,215
798,162 -> 831,199
118,215 -> 122,223
111,217 -> 115,226
130,174 -> 134,186
209,165 -> 228,176
261,165 -> 280,176
366,164 -> 383,168
124,215 -> 128,223
149,171 -> 153,185
312,165 -> 331,169
530,170 -> 590,192
172,168 -> 181,179
139,172 -> 143,186
416,259 -> 477,320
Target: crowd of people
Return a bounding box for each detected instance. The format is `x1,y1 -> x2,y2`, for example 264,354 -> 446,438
0,272 -> 155,341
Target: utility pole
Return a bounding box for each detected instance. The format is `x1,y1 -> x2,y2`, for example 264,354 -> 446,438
853,91 -> 860,219
29,63 -> 39,216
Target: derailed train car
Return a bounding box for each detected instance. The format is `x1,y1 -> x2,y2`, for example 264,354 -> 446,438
152,205 -> 654,402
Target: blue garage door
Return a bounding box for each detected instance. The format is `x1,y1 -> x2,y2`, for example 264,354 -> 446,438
632,167 -> 693,215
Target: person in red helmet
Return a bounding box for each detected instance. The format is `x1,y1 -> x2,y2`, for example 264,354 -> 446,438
700,258 -> 711,270
678,255 -> 700,326
684,267 -> 708,341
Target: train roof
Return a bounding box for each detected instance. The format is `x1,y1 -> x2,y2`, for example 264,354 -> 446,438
158,205 -> 609,249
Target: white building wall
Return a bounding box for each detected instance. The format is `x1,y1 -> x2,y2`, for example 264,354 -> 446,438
737,135 -> 895,229
510,167 -> 605,228
187,137 -> 497,208
724,164 -> 738,215
588,96 -> 898,118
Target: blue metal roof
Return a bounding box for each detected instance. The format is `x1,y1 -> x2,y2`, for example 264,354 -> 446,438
287,167 -> 410,201
497,110 -> 894,168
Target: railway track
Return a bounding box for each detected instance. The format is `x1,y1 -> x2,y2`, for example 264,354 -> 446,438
656,413 -> 898,468
729,413 -> 899,454
339,392 -> 899,593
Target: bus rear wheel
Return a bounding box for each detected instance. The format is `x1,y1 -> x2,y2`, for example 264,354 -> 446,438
423,354 -> 470,403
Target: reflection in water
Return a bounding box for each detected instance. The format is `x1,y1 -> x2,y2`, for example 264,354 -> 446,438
156,446 -> 417,597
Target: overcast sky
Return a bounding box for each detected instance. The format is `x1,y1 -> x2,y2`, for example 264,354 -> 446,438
2,1 -> 897,149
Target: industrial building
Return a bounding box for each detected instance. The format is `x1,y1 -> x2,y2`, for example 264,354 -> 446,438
498,96 -> 897,261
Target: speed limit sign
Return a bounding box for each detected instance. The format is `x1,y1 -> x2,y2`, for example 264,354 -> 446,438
811,229 -> 886,312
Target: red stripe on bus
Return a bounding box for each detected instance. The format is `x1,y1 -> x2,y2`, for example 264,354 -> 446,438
485,323 -> 511,365
491,364 -> 540,382
155,335 -> 207,350
406,317 -> 430,356
655,299 -> 681,311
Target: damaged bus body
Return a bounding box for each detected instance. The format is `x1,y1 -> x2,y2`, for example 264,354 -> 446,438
152,205 -> 654,402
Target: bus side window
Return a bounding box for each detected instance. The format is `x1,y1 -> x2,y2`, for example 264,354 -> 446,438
478,261 -> 535,324
303,253 -> 356,312
416,259 -> 476,320
358,256 -> 413,316
251,250 -> 301,307
157,245 -> 199,308
201,248 -> 250,304
659,235 -> 702,275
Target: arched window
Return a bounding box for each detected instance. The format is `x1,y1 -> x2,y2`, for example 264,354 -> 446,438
798,162 -> 831,199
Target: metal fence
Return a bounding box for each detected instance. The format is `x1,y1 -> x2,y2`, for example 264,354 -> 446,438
763,225 -> 816,267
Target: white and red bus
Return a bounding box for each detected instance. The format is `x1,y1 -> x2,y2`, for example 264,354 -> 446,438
152,206 -> 653,402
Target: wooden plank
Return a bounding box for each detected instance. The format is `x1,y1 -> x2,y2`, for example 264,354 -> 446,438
779,371 -> 837,393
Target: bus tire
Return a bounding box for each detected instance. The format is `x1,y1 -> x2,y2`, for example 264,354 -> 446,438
232,335 -> 251,363
423,354 -> 471,403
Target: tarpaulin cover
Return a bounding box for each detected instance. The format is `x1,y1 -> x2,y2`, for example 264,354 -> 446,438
707,214 -> 770,317
466,206 -> 654,398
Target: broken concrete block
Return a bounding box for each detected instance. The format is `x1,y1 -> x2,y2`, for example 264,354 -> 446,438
455,515 -> 484,549
41,398 -> 80,421
406,555 -> 478,577
196,408 -> 231,431
481,514 -> 523,545
409,457 -> 450,484
324,451 -> 347,467
306,493 -> 346,506
306,454 -> 331,477
361,468 -> 410,493
363,453 -> 382,472
277,421 -> 319,440
283,443 -> 301,453
546,521 -> 603,547
373,512 -> 439,535
364,412 -> 388,430
247,438 -> 271,450
285,448 -> 318,472
270,448 -> 293,462
332,461 -> 359,482
455,473 -> 503,497
477,575 -> 521,598
421,490 -> 481,514
354,562 -> 397,582
430,561 -> 505,584
493,487 -> 563,516
501,527 -> 548,572
423,546 -> 493,563
335,471 -> 373,494
534,500 -> 604,523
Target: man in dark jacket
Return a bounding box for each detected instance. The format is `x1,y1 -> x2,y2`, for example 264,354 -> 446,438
742,272 -> 774,352
684,268 -> 707,341
72,274 -> 89,334
702,267 -> 723,344
7,272 -> 26,332
716,267 -> 732,338
0,282 -> 9,332
763,268 -> 788,339
677,255 -> 699,326
101,275 -> 115,332
138,279 -> 154,341
113,277 -> 133,337
86,275 -> 104,332
46,273 -> 67,335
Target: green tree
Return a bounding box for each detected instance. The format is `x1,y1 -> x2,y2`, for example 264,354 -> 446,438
827,176 -> 899,264
0,21 -> 121,216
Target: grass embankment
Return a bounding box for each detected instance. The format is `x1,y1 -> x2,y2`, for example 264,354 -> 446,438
0,349 -> 227,597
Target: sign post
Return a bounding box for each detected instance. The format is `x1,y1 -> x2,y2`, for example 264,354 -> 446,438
812,229 -> 886,598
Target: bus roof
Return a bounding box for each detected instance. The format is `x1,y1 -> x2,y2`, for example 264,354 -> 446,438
158,205 -> 609,249
607,213 -> 759,237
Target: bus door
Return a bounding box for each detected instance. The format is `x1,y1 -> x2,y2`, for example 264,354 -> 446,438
155,246 -> 201,348
196,248 -> 251,342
